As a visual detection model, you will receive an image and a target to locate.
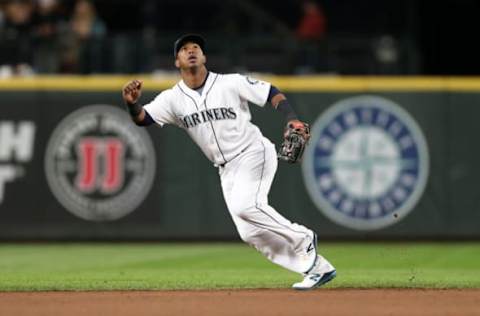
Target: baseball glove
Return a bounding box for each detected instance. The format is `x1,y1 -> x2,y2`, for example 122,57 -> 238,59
278,120 -> 310,163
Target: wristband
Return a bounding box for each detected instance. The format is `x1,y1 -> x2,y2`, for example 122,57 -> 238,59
126,101 -> 142,117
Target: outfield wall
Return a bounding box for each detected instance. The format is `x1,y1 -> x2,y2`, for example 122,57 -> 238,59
0,76 -> 479,240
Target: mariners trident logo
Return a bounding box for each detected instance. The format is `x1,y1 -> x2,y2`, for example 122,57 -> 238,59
45,105 -> 156,221
302,96 -> 429,230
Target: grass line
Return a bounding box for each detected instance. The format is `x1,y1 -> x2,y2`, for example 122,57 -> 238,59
0,243 -> 479,291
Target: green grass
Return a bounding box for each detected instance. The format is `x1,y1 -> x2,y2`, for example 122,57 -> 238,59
0,242 -> 479,291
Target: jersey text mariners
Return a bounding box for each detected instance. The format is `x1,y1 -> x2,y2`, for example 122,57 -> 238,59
143,72 -> 271,166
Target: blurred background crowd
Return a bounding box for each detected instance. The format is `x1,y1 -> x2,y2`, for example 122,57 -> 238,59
0,0 -> 479,77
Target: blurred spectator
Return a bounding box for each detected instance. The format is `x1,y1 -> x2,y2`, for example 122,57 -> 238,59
61,0 -> 106,73
296,0 -> 326,41
70,0 -> 105,40
32,0 -> 65,73
373,35 -> 400,74
0,0 -> 35,77
295,0 -> 328,73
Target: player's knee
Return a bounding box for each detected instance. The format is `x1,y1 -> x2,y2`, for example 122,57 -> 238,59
237,228 -> 260,246
233,207 -> 263,245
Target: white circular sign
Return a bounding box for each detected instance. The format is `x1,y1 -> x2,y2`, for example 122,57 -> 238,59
302,96 -> 429,230
45,105 -> 156,221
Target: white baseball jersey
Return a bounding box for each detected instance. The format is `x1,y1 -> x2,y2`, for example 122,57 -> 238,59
142,71 -> 334,275
144,72 -> 271,166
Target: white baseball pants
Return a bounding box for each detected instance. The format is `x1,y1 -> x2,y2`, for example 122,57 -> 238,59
219,137 -> 317,274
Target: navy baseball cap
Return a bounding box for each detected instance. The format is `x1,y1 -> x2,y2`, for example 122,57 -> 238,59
174,34 -> 205,57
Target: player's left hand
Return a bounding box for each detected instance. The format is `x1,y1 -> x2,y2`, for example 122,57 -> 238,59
284,120 -> 310,141
278,120 -> 310,163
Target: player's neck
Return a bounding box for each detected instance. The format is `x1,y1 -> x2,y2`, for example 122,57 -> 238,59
181,66 -> 208,90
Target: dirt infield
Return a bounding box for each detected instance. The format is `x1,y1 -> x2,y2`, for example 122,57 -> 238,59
0,289 -> 479,316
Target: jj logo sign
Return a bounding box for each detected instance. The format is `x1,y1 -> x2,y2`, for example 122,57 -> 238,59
45,105 -> 156,221
75,138 -> 125,194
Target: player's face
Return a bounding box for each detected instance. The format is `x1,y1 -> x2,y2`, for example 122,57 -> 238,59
175,42 -> 206,69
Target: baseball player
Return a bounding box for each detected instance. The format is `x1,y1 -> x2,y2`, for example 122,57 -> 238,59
122,34 -> 336,290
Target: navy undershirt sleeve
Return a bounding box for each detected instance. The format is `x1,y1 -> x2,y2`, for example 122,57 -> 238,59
267,85 -> 281,103
135,109 -> 155,126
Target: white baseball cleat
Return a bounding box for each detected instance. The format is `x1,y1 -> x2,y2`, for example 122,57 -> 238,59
292,255 -> 336,290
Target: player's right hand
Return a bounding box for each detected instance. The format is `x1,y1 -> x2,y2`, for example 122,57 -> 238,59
122,79 -> 143,104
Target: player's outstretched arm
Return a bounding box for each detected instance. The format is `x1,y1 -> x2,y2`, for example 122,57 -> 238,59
122,79 -> 153,126
269,86 -> 306,130
268,86 -> 310,163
